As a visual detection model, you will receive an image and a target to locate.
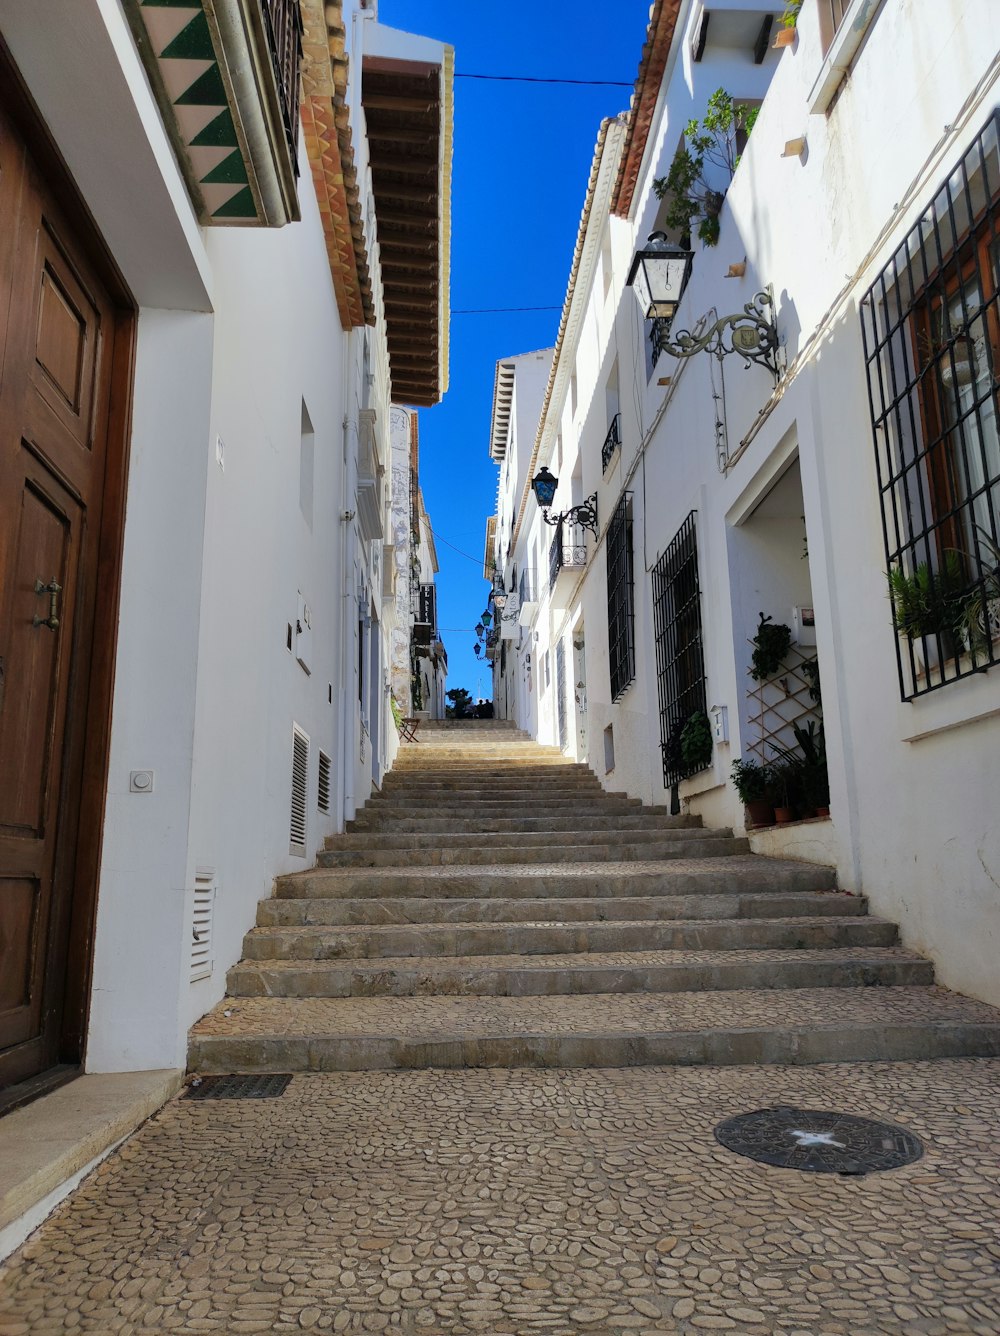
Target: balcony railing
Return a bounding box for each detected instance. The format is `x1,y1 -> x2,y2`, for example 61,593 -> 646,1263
262,0 -> 304,176
549,521 -> 587,590
601,413 -> 621,474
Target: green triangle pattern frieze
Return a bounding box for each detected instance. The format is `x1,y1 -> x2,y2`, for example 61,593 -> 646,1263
133,0 -> 264,223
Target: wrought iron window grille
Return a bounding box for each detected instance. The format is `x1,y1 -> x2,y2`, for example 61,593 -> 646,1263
261,0 -> 304,176
652,512 -> 707,792
860,108 -> 1000,702
607,493 -> 636,701
602,414 -> 622,474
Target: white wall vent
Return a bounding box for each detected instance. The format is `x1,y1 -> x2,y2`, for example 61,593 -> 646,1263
190,869 -> 216,983
290,724 -> 309,856
318,750 -> 332,813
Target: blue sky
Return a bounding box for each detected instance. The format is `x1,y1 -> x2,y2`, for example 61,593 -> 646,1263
379,0 -> 652,702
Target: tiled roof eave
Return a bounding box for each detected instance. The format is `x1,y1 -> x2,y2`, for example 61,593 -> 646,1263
611,0 -> 683,220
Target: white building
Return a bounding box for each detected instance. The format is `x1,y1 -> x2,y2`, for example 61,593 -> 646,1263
0,0 -> 452,1124
488,0 -> 1000,1008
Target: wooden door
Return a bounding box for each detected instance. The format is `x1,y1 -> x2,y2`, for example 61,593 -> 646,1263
0,77 -> 132,1098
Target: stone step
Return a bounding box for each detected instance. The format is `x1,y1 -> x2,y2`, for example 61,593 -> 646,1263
363,794 -> 647,811
274,856 -> 837,901
316,834 -> 749,869
383,764 -> 595,779
240,913 -> 894,962
257,890 -> 867,928
188,985 -> 1000,1073
326,825 -> 712,851
228,946 -> 929,998
347,812 -> 701,834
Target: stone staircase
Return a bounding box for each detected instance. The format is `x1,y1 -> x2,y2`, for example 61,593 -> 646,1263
189,722 -> 1000,1072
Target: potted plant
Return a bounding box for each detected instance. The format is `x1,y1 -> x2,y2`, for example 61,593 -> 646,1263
766,758 -> 801,823
774,0 -> 801,45
793,720 -> 829,817
887,551 -> 966,671
731,757 -> 774,828
652,90 -> 759,246
960,527 -> 1000,656
679,710 -> 713,773
750,612 -> 793,681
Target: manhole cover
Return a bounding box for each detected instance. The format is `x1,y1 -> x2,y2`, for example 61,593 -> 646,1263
714,1106 -> 923,1175
184,1074 -> 292,1100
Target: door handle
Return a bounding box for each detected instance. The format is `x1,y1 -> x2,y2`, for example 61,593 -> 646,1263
33,578 -> 62,631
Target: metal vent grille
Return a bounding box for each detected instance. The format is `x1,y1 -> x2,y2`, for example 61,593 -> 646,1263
318,750 -> 331,813
190,869 -> 216,983
185,1074 -> 292,1100
290,724 -> 309,856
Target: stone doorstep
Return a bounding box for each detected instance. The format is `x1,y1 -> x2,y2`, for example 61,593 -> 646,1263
0,1069 -> 182,1257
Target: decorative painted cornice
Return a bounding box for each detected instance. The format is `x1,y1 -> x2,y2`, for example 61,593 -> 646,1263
125,0 -> 301,226
611,0 -> 683,219
300,0 -> 375,328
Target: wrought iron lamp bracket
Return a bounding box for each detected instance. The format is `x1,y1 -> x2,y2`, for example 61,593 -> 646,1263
540,493 -> 599,539
656,290 -> 781,382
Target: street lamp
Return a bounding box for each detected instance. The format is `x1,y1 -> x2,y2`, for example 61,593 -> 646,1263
530,466 -> 598,539
480,610 -> 493,628
475,622 -> 484,638
626,231 -> 694,324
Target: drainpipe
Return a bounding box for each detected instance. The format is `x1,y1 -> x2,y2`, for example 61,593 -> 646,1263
340,385 -> 357,829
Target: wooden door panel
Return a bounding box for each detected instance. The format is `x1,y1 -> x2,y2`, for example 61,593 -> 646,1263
29,224 -> 101,454
0,876 -> 41,1046
0,458 -> 77,839
0,102 -> 27,401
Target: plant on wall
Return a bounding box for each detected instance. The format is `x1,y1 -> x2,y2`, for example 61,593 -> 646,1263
887,552 -> 965,645
749,612 -> 793,681
679,710 -> 713,772
780,0 -> 803,26
652,89 -> 759,246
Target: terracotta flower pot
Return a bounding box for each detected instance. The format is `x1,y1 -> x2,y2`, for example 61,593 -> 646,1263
745,800 -> 775,828
774,806 -> 793,824
815,805 -> 831,818
773,26 -> 796,47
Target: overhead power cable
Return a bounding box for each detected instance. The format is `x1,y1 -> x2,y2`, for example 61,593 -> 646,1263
455,72 -> 632,87
422,520 -> 486,568
452,305 -> 562,315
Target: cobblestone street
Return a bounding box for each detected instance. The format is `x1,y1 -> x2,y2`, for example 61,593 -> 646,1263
3,1059 -> 1000,1335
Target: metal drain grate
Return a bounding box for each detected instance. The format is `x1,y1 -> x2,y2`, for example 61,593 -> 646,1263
714,1106 -> 923,1175
184,1074 -> 292,1100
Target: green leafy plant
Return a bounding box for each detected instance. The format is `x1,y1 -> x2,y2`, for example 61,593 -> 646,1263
445,687 -> 472,719
411,670 -> 424,712
766,755 -> 804,811
887,551 -> 965,642
652,90 -> 759,246
750,612 -> 793,681
679,710 -> 713,772
780,0 -> 803,26
793,720 -> 829,810
390,695 -> 403,731
960,527 -> 1000,653
730,757 -> 770,803
801,656 -> 822,706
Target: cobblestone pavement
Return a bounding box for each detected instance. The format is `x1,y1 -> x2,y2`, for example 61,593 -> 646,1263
2,1059 -> 1000,1335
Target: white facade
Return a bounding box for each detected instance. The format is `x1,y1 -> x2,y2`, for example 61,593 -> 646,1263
491,0 -> 1000,1006
0,0 -> 451,1080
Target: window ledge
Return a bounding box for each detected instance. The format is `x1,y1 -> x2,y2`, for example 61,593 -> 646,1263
899,666 -> 1000,743
807,0 -> 882,116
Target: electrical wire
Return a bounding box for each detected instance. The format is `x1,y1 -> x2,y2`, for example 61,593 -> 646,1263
421,519 -> 487,568
452,305 -> 562,314
456,72 -> 632,87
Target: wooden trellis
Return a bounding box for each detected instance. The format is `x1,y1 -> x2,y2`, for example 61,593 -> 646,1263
747,643 -> 822,763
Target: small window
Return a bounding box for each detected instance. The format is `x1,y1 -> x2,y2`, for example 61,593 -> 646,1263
318,750 -> 331,813
190,869 -> 216,983
603,724 -> 615,775
300,400 -> 314,528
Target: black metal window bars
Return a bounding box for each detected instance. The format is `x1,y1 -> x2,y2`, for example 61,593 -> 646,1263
652,512 -> 707,788
262,0 -> 304,176
861,109 -> 1000,701
607,493 -> 636,701
601,413 -> 622,473
548,519 -> 587,590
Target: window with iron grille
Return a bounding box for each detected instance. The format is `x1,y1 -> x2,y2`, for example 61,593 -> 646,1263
601,413 -> 622,474
860,111 -> 1000,701
607,493 -> 636,700
262,0 -> 303,176
652,512 -> 707,787
555,639 -> 568,750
